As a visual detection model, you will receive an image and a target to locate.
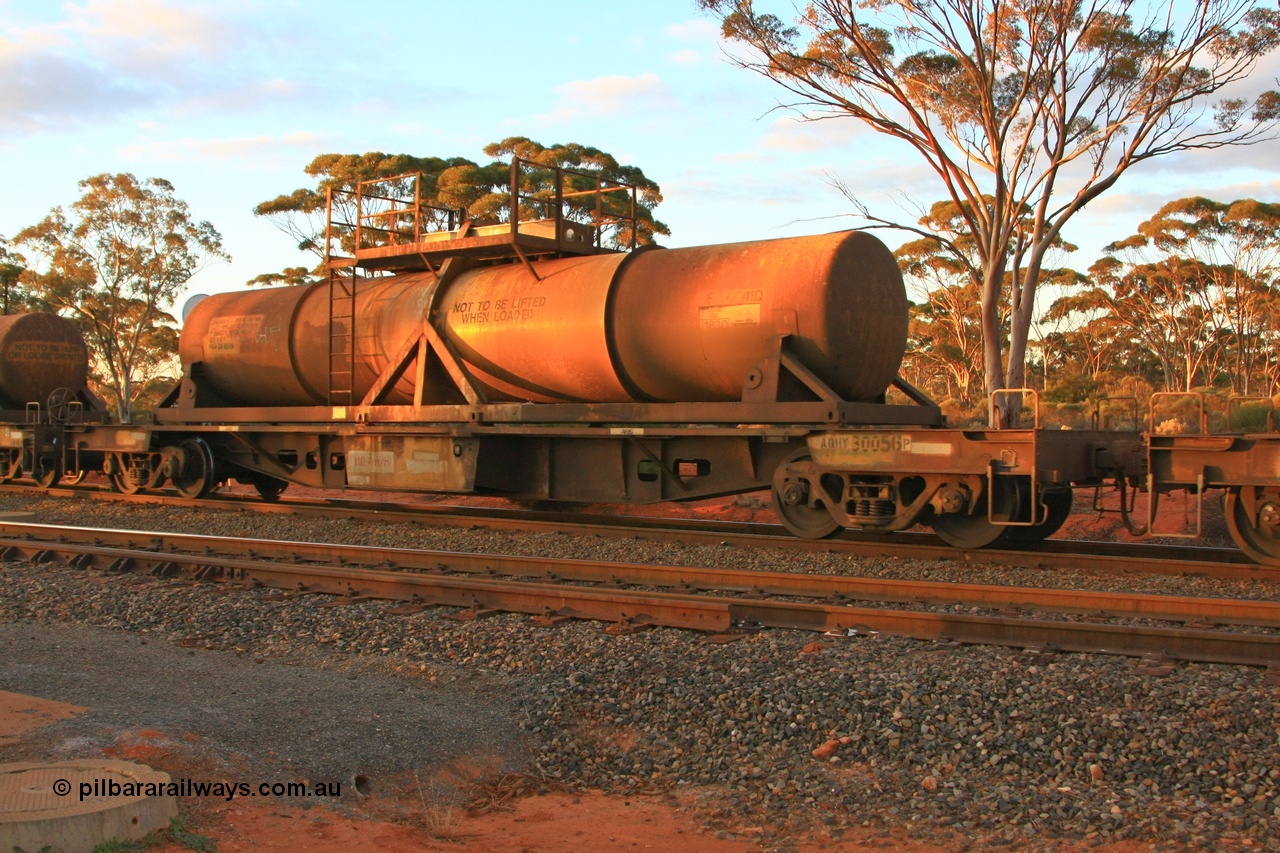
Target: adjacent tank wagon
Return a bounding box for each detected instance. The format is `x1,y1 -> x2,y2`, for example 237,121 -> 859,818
0,311 -> 103,486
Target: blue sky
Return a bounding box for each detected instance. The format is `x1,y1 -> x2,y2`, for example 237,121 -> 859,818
2,0 -> 1279,310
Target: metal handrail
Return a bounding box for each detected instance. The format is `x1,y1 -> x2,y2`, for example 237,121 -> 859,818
1091,396 -> 1139,431
1148,391 -> 1207,435
326,161 -> 642,260
988,388 -> 1040,429
1227,395 -> 1275,433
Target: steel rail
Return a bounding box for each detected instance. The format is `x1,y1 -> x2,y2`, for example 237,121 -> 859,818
1,522 -> 1276,627
1,523 -> 1278,668
1,484 -> 1270,581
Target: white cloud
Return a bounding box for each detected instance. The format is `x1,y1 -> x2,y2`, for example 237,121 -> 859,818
663,18 -> 722,65
120,131 -> 323,162
0,35 -> 151,133
172,79 -> 303,116
0,1 -> 292,137
539,73 -> 676,124
666,169 -> 812,208
760,114 -> 868,151
665,19 -> 721,43
713,150 -> 768,163
69,0 -> 231,73
666,48 -> 704,65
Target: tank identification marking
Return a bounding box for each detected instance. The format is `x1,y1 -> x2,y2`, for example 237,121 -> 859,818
216,425 -> 242,432
698,303 -> 761,331
405,450 -> 446,475
331,407 -> 347,420
809,433 -> 959,468
344,436 -> 477,491
451,296 -> 547,325
814,433 -> 914,454
704,289 -> 764,305
909,442 -> 955,456
5,340 -> 83,364
0,428 -> 22,446
205,315 -> 264,355
610,427 -> 645,436
346,450 -> 396,483
112,431 -> 150,450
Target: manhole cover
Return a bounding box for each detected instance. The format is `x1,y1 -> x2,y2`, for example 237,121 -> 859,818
0,759 -> 177,853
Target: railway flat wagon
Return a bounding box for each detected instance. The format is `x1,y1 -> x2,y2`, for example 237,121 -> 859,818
9,161 -> 1280,565
142,162 -> 1135,550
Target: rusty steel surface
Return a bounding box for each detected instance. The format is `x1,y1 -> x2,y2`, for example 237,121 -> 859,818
179,277 -> 435,407
5,520 -> 1275,625
1,523 -> 1278,667
6,484 -> 1271,579
6,520 -> 1278,626
179,230 -> 908,408
611,231 -> 907,402
0,313 -> 89,410
442,252 -> 633,402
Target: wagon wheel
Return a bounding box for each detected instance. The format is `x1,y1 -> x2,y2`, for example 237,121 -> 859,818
931,476 -> 1024,550
1225,486 -> 1280,567
172,438 -> 219,500
250,473 -> 289,502
31,456 -> 61,489
1002,487 -> 1074,548
0,450 -> 18,484
771,449 -> 841,539
107,453 -> 144,494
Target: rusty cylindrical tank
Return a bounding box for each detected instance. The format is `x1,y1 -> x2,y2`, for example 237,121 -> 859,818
178,231 -> 908,406
0,312 -> 90,409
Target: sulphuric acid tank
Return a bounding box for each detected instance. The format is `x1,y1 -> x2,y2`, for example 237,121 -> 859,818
0,312 -> 90,409
178,231 -> 908,407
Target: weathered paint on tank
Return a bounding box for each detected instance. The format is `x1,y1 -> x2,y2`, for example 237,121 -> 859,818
610,231 -> 907,402
0,313 -> 89,409
178,231 -> 909,407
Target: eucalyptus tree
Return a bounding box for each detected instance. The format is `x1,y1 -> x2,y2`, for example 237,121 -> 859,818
701,0 -> 1280,414
1128,197 -> 1280,393
15,174 -> 227,421
253,137 -> 669,284
0,235 -> 27,314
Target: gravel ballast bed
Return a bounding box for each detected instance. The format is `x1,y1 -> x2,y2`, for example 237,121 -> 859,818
3,492 -> 1280,850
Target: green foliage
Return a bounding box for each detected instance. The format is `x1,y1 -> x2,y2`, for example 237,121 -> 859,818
1044,195 -> 1280,398
895,198 -> 1079,406
479,137 -> 668,247
163,815 -> 217,853
899,191 -> 1280,408
0,234 -> 32,314
251,138 -> 669,284
90,840 -> 147,853
244,266 -> 318,288
15,173 -> 227,422
703,0 -> 1280,404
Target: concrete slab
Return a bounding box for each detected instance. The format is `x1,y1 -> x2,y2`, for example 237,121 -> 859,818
0,759 -> 177,853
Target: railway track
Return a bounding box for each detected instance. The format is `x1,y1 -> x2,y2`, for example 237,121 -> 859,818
3,482 -> 1272,582
2,520 -> 1278,670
